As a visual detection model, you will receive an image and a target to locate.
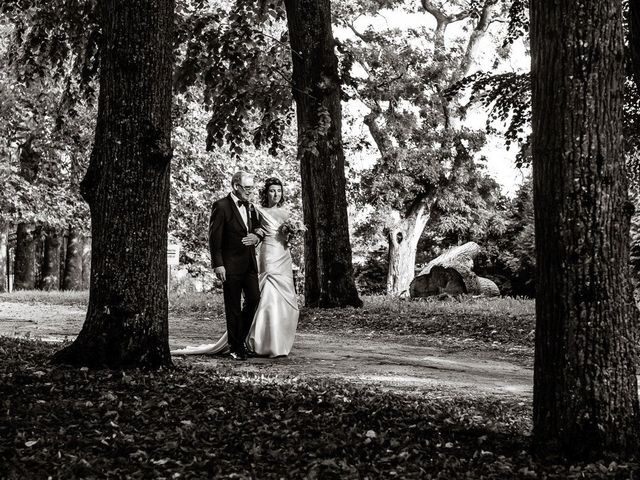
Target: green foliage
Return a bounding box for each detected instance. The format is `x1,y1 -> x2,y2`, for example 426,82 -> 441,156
454,0 -> 640,177
453,68 -> 640,172
482,176 -> 535,297
354,246 -> 388,295
503,0 -> 529,46
170,90 -> 228,266
0,0 -> 99,90
451,72 -> 531,167
174,0 -> 294,156
0,42 -> 93,230
2,0 -> 294,159
428,142 -> 507,242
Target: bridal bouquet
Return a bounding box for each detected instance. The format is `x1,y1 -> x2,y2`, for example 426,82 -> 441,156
278,218 -> 307,245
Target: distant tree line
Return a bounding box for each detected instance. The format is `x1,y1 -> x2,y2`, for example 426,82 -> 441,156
0,226 -> 90,292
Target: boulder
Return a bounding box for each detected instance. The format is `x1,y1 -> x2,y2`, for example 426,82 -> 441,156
410,241 -> 500,298
409,265 -> 466,297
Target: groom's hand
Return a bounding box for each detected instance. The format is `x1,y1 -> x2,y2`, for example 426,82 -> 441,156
242,233 -> 260,246
214,266 -> 226,282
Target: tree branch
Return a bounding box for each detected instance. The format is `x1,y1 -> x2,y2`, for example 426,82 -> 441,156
457,0 -> 501,80
346,20 -> 376,43
363,107 -> 394,157
252,29 -> 304,59
421,0 -> 472,52
375,72 -> 404,91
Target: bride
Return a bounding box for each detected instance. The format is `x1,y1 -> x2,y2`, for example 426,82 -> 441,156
172,177 -> 300,358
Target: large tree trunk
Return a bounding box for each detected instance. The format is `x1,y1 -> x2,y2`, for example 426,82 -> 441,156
13,223 -> 36,290
530,0 -> 639,457
40,230 -> 61,291
284,0 -> 362,308
0,224 -> 7,292
62,228 -> 83,291
52,0 -> 174,369
386,206 -> 429,295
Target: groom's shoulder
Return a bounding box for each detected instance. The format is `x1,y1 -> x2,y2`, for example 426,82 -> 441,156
213,194 -> 230,208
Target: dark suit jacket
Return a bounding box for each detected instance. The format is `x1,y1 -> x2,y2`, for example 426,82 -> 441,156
209,194 -> 259,274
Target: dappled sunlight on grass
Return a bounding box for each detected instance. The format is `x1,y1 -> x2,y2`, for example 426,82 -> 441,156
0,290 -> 89,306
168,290 -> 224,313
0,289 -> 535,317
360,295 -> 534,317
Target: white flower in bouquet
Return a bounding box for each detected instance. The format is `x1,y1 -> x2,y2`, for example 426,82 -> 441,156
278,218 -> 307,245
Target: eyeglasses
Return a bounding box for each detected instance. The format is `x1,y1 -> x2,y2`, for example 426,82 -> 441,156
236,184 -> 254,192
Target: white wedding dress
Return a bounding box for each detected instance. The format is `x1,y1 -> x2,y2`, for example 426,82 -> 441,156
171,205 -> 299,357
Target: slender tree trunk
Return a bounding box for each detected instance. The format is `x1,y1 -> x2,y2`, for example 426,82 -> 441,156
40,230 -> 61,291
52,0 -> 174,369
386,206 -> 429,295
62,228 -> 83,291
59,235 -> 67,289
82,236 -> 91,290
284,0 -> 362,308
34,226 -> 44,288
0,224 -> 7,293
13,223 -> 36,290
530,0 -> 639,457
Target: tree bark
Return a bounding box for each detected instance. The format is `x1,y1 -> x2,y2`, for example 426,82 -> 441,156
530,0 -> 639,457
13,223 -> 36,290
386,205 -> 429,295
34,226 -> 44,289
284,0 -> 362,308
82,236 -> 91,290
52,0 -> 174,369
0,225 -> 7,293
40,230 -> 61,291
62,228 -> 83,291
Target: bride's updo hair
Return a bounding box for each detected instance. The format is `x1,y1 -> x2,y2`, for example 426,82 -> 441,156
260,177 -> 286,207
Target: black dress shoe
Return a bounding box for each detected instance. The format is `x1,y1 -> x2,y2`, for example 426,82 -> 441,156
229,351 -> 247,361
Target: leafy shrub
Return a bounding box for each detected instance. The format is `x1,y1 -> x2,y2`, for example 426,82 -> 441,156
354,247 -> 388,295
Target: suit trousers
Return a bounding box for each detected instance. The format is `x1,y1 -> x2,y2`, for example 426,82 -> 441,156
222,272 -> 260,353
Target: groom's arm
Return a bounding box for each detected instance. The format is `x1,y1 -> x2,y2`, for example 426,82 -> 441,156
251,209 -> 265,242
208,202 -> 225,269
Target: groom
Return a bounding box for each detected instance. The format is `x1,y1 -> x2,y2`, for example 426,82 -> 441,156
209,171 -> 263,360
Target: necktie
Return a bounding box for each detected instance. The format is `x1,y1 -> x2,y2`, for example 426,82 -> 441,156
238,200 -> 251,230
245,204 -> 252,231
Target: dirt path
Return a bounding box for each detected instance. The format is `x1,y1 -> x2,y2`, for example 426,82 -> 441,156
0,301 -> 532,399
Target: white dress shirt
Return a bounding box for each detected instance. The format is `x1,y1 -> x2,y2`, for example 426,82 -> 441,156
230,191 -> 248,229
